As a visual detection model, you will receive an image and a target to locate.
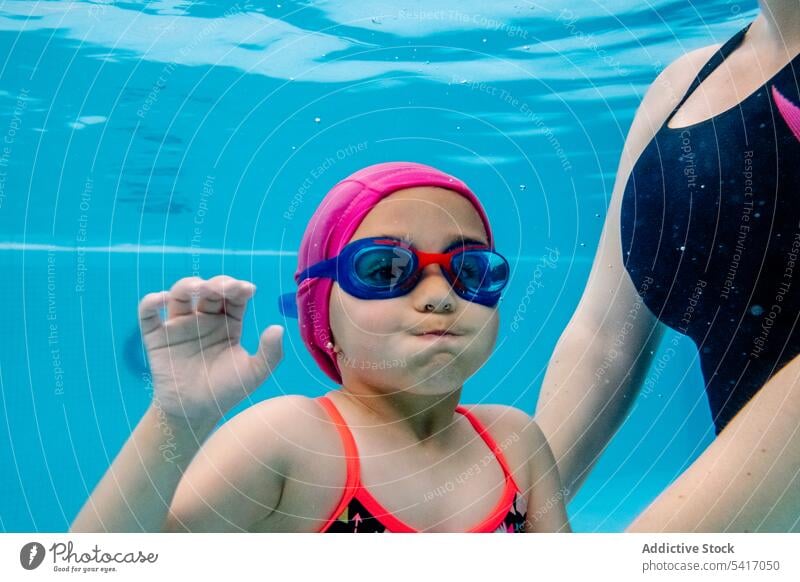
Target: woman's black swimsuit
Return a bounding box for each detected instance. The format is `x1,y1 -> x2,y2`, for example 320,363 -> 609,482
621,23 -> 800,434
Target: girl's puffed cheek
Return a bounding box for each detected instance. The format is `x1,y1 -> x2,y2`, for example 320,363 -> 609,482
337,292 -> 402,328
329,290 -> 396,349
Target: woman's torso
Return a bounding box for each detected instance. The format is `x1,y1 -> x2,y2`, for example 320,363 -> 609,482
620,22 -> 800,433
252,392 -> 532,532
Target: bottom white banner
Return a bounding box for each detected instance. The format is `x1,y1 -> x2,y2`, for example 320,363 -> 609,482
2,533 -> 798,582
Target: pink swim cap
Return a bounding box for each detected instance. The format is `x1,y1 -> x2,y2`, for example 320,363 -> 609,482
292,161 -> 495,384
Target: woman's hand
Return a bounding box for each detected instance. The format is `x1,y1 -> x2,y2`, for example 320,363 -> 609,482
137,275 -> 284,422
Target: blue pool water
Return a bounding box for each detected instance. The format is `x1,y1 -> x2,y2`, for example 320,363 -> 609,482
0,0 -> 758,532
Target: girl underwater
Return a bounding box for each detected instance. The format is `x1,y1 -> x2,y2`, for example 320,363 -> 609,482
70,162 -> 571,533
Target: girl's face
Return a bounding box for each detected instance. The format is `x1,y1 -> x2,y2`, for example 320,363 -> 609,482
328,186 -> 500,396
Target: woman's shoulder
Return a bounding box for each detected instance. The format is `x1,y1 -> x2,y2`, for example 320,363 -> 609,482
619,42 -> 723,168
663,43 -> 722,76
638,43 -> 722,118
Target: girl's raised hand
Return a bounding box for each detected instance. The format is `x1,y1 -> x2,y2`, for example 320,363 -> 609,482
137,275 -> 284,422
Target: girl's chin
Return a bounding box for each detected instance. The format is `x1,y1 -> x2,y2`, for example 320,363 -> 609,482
337,352 -> 467,390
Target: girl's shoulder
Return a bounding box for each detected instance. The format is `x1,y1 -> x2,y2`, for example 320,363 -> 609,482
463,403 -> 550,451
460,403 -> 544,493
221,394 -> 349,531
460,403 -> 532,434
221,394 -> 344,477
237,393 -> 343,453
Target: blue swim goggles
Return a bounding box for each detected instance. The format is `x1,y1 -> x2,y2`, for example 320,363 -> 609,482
278,236 -> 510,317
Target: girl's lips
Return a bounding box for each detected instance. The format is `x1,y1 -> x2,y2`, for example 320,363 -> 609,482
413,327 -> 463,336
415,332 -> 463,340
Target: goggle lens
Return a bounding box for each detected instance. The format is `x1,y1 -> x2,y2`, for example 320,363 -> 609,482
353,246 -> 415,291
452,250 -> 509,293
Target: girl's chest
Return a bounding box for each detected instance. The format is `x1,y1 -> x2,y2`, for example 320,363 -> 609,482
271,411 -> 531,532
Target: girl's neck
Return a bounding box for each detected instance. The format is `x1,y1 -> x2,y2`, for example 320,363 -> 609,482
753,1 -> 800,52
331,385 -> 463,445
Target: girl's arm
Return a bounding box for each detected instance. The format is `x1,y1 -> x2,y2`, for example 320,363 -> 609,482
523,420 -> 571,533
70,395 -> 305,533
627,353 -> 800,532
70,275 -> 285,532
534,44 -> 720,501
70,405 -> 218,532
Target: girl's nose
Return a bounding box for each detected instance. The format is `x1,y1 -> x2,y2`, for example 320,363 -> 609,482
412,263 -> 458,311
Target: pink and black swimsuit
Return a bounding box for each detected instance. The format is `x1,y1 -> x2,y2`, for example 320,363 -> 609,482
315,396 -> 528,533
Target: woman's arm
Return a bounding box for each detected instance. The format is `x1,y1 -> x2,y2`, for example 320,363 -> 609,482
534,45 -> 720,502
627,353 -> 800,532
